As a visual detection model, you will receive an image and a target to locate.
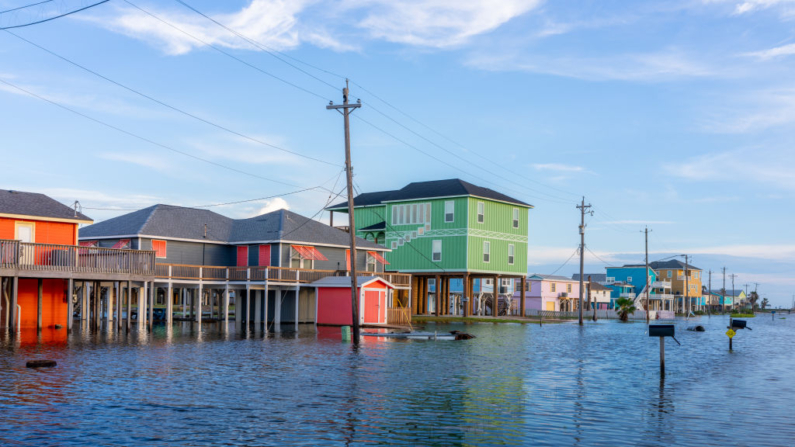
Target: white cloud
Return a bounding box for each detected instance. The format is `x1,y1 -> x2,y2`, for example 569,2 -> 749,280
100,152 -> 169,171
351,0 -> 543,48
532,163 -> 584,172
743,42 -> 795,60
466,49 -> 718,82
89,1 -> 350,55
256,197 -> 290,215
664,147 -> 795,191
687,244 -> 795,261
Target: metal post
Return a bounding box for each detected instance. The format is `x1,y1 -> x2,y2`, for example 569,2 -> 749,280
327,80 -> 362,345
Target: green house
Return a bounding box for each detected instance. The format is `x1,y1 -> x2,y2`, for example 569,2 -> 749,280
327,179 -> 532,317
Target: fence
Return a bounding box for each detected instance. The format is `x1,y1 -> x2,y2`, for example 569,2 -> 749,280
0,239 -> 156,276
387,307 -> 412,326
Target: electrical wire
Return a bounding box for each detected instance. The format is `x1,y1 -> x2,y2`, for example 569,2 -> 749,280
0,77 -> 324,190
3,30 -> 340,168
585,246 -> 617,267
0,0 -> 107,30
546,248 -> 580,277
0,0 -> 53,15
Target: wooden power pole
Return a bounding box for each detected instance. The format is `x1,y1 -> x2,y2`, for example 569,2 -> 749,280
327,80 -> 362,344
576,197 -> 591,326
644,227 -> 650,323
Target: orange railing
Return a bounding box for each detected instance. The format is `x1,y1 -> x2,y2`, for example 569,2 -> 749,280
0,239 -> 156,276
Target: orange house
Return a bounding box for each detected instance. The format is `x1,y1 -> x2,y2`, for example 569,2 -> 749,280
0,189 -> 92,328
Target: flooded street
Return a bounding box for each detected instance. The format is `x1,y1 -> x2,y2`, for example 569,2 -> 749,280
1,315 -> 793,446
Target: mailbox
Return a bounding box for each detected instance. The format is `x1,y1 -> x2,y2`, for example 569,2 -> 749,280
649,324 -> 675,337
731,320 -> 747,330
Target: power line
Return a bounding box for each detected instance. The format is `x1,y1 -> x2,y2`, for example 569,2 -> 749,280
0,77 -> 322,190
3,29 -> 340,168
0,0 -> 107,30
547,248 -> 580,277
585,246 -> 617,267
0,0 -> 53,15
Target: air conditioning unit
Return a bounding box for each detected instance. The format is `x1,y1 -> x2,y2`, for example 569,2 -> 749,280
559,292 -> 568,298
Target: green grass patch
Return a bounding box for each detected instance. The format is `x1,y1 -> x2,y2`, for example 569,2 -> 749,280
730,313 -> 756,318
412,316 -> 563,324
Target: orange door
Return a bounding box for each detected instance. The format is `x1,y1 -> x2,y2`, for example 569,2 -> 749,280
364,290 -> 380,324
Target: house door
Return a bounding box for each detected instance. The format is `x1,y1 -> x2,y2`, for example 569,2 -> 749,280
364,290 -> 380,324
545,301 -> 555,311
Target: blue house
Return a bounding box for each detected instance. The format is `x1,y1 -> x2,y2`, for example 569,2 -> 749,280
605,265 -> 657,296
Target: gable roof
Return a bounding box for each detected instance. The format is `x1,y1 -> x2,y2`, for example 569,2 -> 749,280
79,205 -> 384,250
327,178 -> 531,210
710,289 -> 745,297
589,282 -> 612,291
572,273 -> 607,282
0,189 -> 92,223
649,260 -> 701,271
528,274 -> 577,282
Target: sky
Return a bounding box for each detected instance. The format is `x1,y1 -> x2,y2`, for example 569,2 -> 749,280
1,0 -> 794,306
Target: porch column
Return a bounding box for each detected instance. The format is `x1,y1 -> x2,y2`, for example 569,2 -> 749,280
93,282 -> 100,330
37,279 -> 43,331
140,283 -> 147,329
148,282 -> 154,332
115,282 -> 121,328
493,275 -> 500,317
223,285 -> 229,331
67,278 -> 74,332
274,288 -> 282,333
167,282 -> 173,325
10,276 -> 18,331
520,276 -> 526,317
254,289 -> 262,328
244,285 -> 250,332
294,286 -> 300,332
126,281 -> 132,332
263,280 -> 269,332
407,275 -> 413,317
196,284 -> 203,325
81,281 -> 88,321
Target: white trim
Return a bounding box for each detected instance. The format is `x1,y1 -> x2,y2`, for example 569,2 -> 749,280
508,243 -> 515,265
432,239 -> 442,262
0,212 -> 93,225
444,200 -> 454,223
77,234 -> 389,251
381,194 -> 532,209
477,202 -> 485,224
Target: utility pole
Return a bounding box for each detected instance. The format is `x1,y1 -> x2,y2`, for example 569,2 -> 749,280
644,227 -> 651,323
722,267 -> 727,313
327,80 -> 362,345
683,255 -> 689,317
576,197 -> 592,326
729,274 -> 738,312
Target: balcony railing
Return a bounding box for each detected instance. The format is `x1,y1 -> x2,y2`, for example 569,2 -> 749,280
651,281 -> 671,289
620,292 -> 636,299
0,239 -> 156,276
155,263 -> 412,287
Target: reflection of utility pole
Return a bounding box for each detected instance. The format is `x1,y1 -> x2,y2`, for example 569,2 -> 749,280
707,270 -> 712,317
682,254 -> 689,317
576,197 -> 592,326
327,80 -> 362,345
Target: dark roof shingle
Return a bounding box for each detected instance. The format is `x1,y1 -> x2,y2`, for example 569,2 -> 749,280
0,189 -> 92,222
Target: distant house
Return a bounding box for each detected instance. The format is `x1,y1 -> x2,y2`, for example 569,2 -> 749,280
79,204 -> 407,329
572,273 -> 607,285
520,274 -> 582,312
327,179 -> 532,317
588,282 -> 612,310
650,260 -> 703,313
710,289 -> 746,310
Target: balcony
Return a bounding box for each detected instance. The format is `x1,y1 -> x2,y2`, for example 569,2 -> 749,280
620,292 -> 636,299
155,264 -> 412,288
651,281 -> 671,289
0,239 -> 156,280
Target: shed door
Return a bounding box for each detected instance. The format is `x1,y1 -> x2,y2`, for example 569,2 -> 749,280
364,290 -> 380,324
237,246 -> 248,267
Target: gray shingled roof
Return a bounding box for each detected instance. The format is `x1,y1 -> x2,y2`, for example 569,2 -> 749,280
0,189 -> 92,222
589,282 -> 612,291
79,205 -> 384,249
710,289 -> 745,297
650,260 -> 701,271
528,274 -> 577,281
572,273 -> 607,282
328,178 -> 531,210
310,276 -> 392,288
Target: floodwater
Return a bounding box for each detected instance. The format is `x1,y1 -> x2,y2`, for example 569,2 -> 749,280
1,315 -> 793,446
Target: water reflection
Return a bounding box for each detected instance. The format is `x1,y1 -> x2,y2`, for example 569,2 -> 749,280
0,316 -> 793,445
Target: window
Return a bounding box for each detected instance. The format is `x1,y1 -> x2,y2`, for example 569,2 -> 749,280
445,201 -> 454,222
426,203 -> 432,223
627,276 -> 633,283
693,272 -> 700,279
411,204 -> 418,223
483,241 -> 490,263
551,283 -> 556,292
399,205 -> 405,225
508,244 -> 515,265
366,253 -> 377,272
152,240 -> 167,258
667,270 -> 672,278
606,277 -> 615,284
291,246 -> 313,269
432,240 -> 442,262
391,241 -> 398,249
391,203 -> 432,226
477,202 -> 485,223
418,204 -> 425,223
428,278 -> 436,293
567,283 -> 572,293
513,208 -> 519,228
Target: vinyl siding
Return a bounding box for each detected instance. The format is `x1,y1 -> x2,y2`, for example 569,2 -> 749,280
140,238 -> 234,266
466,197 -> 528,274
277,243 -> 381,272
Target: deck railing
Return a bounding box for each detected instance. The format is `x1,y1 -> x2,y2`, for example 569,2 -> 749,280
387,307 -> 412,326
156,263 -> 412,286
0,239 -> 156,276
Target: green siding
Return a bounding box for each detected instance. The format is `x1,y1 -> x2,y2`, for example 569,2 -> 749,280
466,197 -> 528,274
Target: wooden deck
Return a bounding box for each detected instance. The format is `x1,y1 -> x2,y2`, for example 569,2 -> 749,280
0,239 -> 156,281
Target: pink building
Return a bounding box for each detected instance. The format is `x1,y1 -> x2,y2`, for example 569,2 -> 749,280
515,274 -> 583,312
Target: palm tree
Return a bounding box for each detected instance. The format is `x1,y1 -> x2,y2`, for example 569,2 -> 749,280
761,297 -> 769,310
748,291 -> 760,312
616,297 -> 636,322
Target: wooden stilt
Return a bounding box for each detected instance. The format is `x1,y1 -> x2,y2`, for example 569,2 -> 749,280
520,276 -> 526,318
67,278 -> 74,332
435,275 -> 441,316
37,278 -> 43,331
126,281 -> 132,332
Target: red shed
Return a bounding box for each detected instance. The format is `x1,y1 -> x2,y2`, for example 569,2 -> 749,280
313,276 -> 394,326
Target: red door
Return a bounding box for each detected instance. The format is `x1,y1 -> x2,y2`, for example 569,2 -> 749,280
237,246 -> 248,267
364,290 -> 381,324
259,245 -> 271,266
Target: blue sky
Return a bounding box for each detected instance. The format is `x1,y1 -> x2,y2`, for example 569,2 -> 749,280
1,0 -> 794,306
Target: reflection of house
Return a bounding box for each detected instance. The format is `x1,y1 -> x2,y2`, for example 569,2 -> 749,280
520,274 -> 582,312
650,260 -> 703,313
327,179 -> 532,317
79,204 -> 408,329
1,189 -> 155,336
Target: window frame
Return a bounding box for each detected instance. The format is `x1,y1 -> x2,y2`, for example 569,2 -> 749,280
152,239 -> 167,259
512,208 -> 519,228
477,202 -> 485,224
444,200 -> 455,223
508,243 -> 515,265
366,253 -> 377,272
483,240 -> 490,263
432,239 -> 442,262
551,282 -> 556,293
